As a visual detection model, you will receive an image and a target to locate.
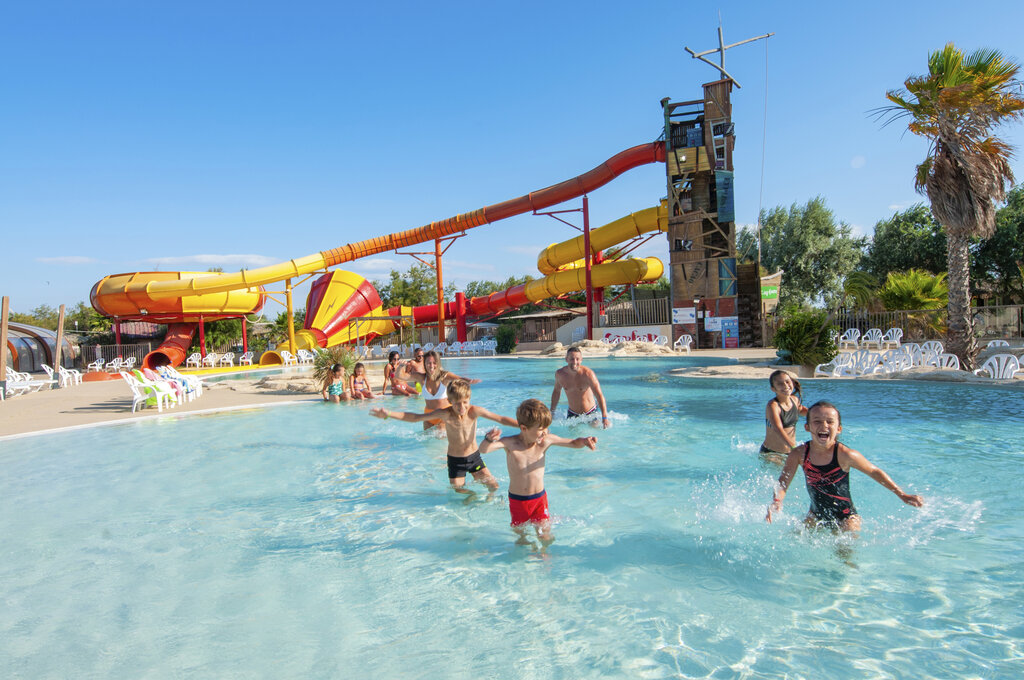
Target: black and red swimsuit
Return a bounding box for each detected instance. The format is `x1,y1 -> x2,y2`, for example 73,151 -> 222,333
802,442 -> 858,524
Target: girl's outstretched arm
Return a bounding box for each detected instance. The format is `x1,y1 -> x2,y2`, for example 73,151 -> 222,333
842,446 -> 924,507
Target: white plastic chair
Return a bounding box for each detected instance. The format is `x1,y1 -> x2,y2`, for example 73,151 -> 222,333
838,329 -> 861,349
837,350 -> 883,376
483,340 -> 497,356
238,351 -> 254,366
122,356 -> 137,370
132,370 -> 179,408
654,335 -> 669,347
880,328 -> 903,349
219,352 -> 235,367
921,340 -> 944,355
814,352 -> 854,377
930,353 -> 961,370
861,328 -> 884,350
433,342 -> 448,356
296,349 -> 315,365
987,339 -> 1010,349
673,335 -> 693,354
185,353 -> 203,368
156,366 -> 197,402
105,357 -> 124,372
120,371 -> 169,412
447,341 -> 463,357
162,365 -> 204,398
421,343 -> 434,353
201,353 -> 220,368
86,357 -> 105,372
280,350 -> 298,366
973,354 -> 1021,379
60,365 -> 83,385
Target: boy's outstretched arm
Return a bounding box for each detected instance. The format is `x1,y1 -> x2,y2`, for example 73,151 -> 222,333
843,446 -> 924,507
543,433 -> 598,450
550,380 -> 563,412
471,406 -> 518,427
478,430 -> 506,454
766,448 -> 802,523
370,407 -> 438,423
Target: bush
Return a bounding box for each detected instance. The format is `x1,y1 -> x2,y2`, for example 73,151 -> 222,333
495,323 -> 518,354
312,346 -> 358,386
773,307 -> 838,367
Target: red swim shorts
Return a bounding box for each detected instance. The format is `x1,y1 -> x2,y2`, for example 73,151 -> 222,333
508,490 -> 549,526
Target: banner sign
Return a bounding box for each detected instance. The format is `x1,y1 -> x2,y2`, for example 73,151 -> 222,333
599,325 -> 663,343
761,285 -> 779,299
672,307 -> 696,324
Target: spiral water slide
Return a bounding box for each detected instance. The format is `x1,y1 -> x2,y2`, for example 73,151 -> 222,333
90,142 -> 666,367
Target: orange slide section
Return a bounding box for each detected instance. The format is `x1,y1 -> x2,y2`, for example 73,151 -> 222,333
89,143 -> 667,366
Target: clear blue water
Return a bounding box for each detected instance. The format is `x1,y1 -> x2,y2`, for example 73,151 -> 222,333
2,357 -> 1022,678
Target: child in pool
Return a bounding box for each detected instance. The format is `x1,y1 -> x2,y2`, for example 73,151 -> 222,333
396,350 -> 478,431
479,399 -> 597,545
383,351 -> 417,396
370,379 -> 516,493
321,363 -> 351,403
765,400 -> 924,532
759,370 -> 808,462
350,362 -> 375,400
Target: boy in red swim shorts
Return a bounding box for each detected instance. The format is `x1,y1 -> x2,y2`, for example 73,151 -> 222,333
479,399 -> 596,545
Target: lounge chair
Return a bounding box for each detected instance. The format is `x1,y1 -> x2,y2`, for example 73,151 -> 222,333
861,328 -> 884,350
279,350 -> 298,366
836,350 -> 883,376
921,340 -> 944,355
132,369 -> 180,407
930,353 -> 961,370
7,370 -> 54,392
434,342 -> 448,356
814,352 -> 855,377
296,349 -> 315,365
160,365 -> 204,398
838,329 -> 861,350
238,351 -> 254,366
447,341 -> 464,357
973,353 -> 1021,379
674,335 -> 693,354
121,371 -> 169,412
987,339 -> 1010,349
185,353 -> 203,368
880,328 -> 903,349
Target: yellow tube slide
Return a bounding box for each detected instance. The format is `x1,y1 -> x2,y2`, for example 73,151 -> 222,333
526,257 -> 663,301
536,202 -> 667,275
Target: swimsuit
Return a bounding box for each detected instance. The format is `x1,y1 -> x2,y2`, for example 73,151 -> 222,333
327,382 -> 345,396
508,490 -> 549,526
447,451 -> 487,479
759,444 -> 787,456
423,405 -> 443,427
767,398 -> 800,429
567,405 -> 598,419
802,442 -> 858,525
423,380 -> 447,400
354,378 -> 370,392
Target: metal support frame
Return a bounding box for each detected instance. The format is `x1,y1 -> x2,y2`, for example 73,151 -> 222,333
397,232 -> 465,345
534,198 -> 596,340
348,314 -> 416,352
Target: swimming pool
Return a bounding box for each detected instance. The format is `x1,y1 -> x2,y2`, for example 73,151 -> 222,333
2,357 -> 1021,678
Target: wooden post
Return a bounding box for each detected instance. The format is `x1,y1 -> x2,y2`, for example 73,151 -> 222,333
435,239 -> 445,344
286,279 -> 297,354
1,296 -> 9,396
53,304 -> 65,388
583,195 -> 594,341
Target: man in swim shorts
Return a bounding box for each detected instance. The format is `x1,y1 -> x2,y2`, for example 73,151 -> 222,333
765,401 -> 924,532
550,346 -> 611,428
370,380 -> 516,493
479,399 -> 597,546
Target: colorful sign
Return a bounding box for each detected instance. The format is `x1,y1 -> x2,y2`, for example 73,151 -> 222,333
599,325 -> 664,343
703,316 -> 721,332
720,316 -> 739,348
761,285 -> 779,299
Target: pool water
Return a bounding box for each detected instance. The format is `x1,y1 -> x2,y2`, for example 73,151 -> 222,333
2,358 -> 1022,678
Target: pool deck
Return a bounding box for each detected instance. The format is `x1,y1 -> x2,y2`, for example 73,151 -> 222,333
1,349 -> 779,439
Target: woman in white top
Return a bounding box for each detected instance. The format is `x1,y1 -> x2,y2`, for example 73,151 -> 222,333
397,350 -> 479,431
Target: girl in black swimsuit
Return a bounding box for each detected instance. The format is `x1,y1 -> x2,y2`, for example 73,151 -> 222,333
759,370 -> 807,461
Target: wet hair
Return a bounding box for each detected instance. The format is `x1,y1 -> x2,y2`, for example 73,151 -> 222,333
353,362 -> 365,374
566,346 -> 583,356
769,369 -> 802,398
516,398 -> 552,429
388,350 -> 400,362
806,400 -> 841,426
447,379 -> 471,403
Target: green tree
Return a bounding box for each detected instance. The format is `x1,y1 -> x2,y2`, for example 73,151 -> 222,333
862,204 -> 948,280
882,43 -> 1024,369
375,263 -> 455,308
877,269 -> 948,310
735,226 -> 759,264
758,197 -> 866,308
9,304 -> 60,329
463,275 -> 534,299
840,271 -> 881,310
974,184 -> 1024,303
772,307 -> 838,366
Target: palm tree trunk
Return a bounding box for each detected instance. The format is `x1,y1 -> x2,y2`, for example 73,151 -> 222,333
945,233 -> 978,370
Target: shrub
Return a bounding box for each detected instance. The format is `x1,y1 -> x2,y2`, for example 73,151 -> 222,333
773,307 -> 838,367
495,323 -> 519,354
312,345 -> 358,386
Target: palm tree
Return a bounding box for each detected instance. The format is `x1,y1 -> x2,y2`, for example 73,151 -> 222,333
880,44 -> 1024,369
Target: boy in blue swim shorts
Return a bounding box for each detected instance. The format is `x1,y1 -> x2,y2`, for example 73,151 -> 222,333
480,399 -> 597,545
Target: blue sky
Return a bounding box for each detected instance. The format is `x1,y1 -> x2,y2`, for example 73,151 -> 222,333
3,1 -> 1023,316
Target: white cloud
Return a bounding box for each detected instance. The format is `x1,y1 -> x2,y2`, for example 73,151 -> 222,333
35,255 -> 97,264
144,253 -> 278,268
850,155 -> 866,169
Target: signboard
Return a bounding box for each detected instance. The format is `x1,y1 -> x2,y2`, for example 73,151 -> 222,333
715,170 -> 735,223
672,307 -> 696,324
720,316 -> 739,348
761,285 -> 779,299
703,316 -> 721,332
599,325 -> 663,343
